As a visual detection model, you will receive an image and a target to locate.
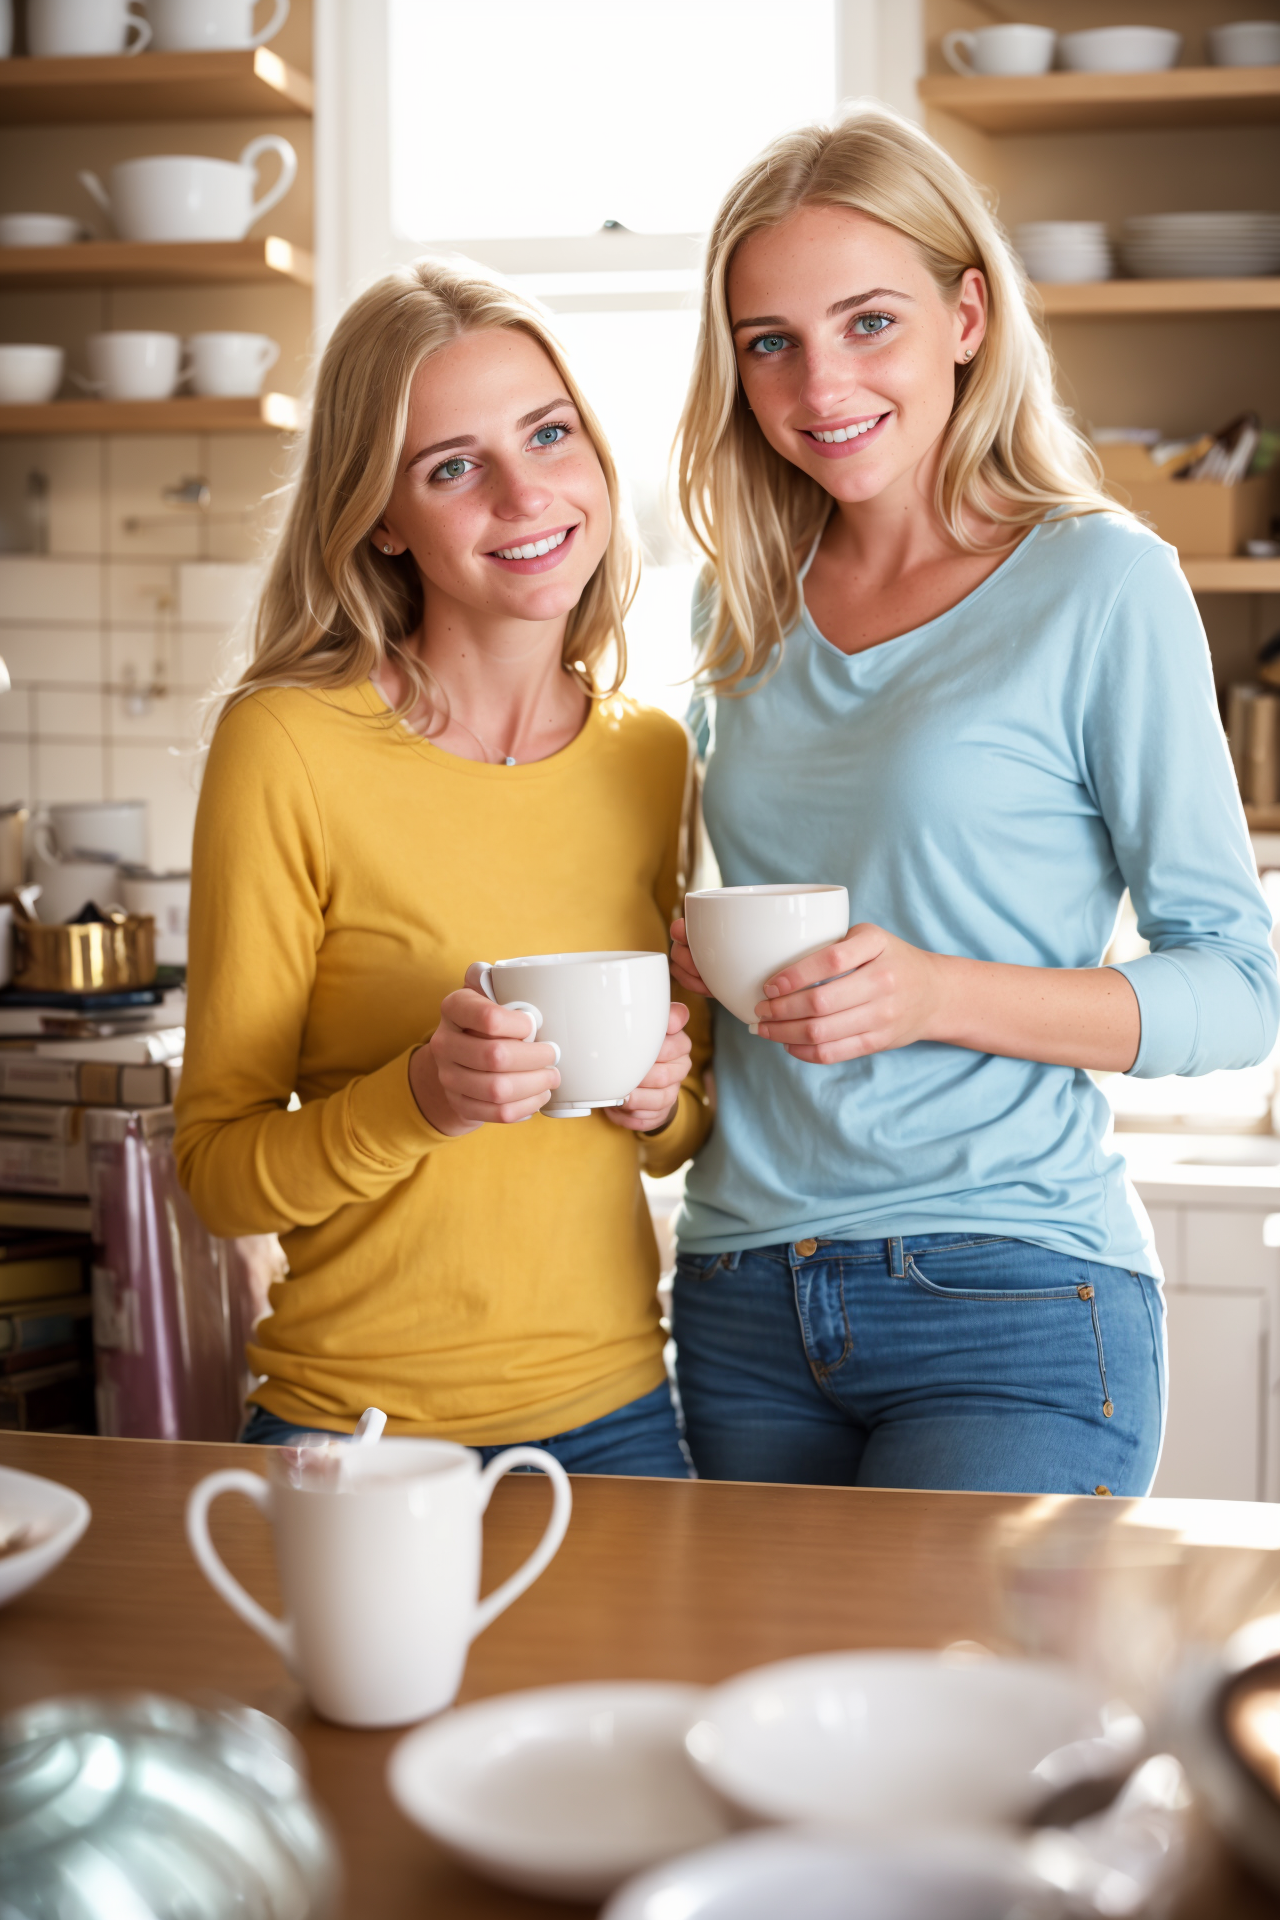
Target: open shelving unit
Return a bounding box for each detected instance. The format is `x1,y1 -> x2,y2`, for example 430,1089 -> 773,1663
0,47 -> 312,121
0,393 -> 300,433
919,63 -> 1280,134
1035,278 -> 1280,317
0,237 -> 314,290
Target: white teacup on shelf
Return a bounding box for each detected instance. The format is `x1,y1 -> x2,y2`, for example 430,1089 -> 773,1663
79,138 -> 298,244
941,23 -> 1056,76
0,214 -> 83,248
0,345 -> 64,405
146,0 -> 290,50
28,0 -> 150,55
79,331 -> 183,402
685,883 -> 850,1031
185,330 -> 280,397
470,950 -> 671,1119
1208,19 -> 1280,66
186,1438 -> 573,1729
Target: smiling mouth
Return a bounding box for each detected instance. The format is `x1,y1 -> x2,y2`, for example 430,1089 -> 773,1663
490,526 -> 573,562
802,414 -> 888,445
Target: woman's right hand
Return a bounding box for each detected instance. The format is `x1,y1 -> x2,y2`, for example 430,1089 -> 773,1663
410,987 -> 561,1133
669,916 -> 711,999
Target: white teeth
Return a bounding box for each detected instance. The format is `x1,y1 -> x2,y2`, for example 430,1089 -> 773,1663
495,528 -> 569,561
814,419 -> 878,443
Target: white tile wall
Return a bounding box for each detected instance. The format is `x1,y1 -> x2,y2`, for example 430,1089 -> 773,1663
0,433 -> 275,870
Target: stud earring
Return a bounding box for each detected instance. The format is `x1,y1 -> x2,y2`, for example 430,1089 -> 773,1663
382,544 -> 394,553
963,348 -> 974,361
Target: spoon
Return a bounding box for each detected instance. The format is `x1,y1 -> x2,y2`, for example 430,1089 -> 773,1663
352,1407 -> 387,1446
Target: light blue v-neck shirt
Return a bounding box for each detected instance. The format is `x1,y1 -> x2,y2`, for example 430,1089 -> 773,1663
676,512 -> 1279,1273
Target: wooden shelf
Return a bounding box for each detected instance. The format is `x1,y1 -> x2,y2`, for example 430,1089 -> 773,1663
1036,278 -> 1280,316
1182,557 -> 1280,592
919,65 -> 1280,135
1246,803 -> 1280,828
0,48 -> 312,122
0,393 -> 300,433
0,236 -> 313,289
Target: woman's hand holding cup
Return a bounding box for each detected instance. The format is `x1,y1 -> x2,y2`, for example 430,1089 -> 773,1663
604,1001 -> 693,1133
751,922 -> 942,1064
412,986 -> 562,1132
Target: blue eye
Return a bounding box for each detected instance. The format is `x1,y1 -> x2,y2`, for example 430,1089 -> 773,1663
530,423 -> 568,448
749,334 -> 789,356
851,313 -> 893,337
431,454 -> 474,483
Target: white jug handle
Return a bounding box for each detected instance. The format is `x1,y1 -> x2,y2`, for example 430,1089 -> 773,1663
123,2 -> 151,52
78,171 -> 112,225
248,0 -> 290,48
186,1470 -> 293,1662
238,135 -> 298,231
471,1447 -> 572,1639
464,965 -> 555,1058
942,29 -> 976,73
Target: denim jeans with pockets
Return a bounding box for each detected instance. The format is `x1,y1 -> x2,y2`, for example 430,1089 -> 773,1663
671,1233 -> 1166,1495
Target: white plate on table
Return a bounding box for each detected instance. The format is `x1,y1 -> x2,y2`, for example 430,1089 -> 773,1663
685,1650 -> 1143,1832
603,1828 -> 1068,1920
388,1681 -> 734,1901
0,1464 -> 90,1606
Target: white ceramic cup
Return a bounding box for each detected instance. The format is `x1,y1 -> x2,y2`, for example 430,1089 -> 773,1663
49,798 -> 146,864
185,330 -> 279,397
0,345 -> 64,404
120,869 -> 189,964
186,1438 -> 573,1729
79,137 -> 297,243
28,0 -> 150,55
146,0 -> 289,49
1208,20 -> 1280,66
470,949 -> 670,1119
941,23 -> 1056,75
0,214 -> 83,248
1059,26 -> 1182,72
79,331 -> 182,401
684,884 -> 850,1032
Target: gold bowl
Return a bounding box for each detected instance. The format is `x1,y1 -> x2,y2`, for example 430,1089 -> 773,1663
13,912 -> 157,993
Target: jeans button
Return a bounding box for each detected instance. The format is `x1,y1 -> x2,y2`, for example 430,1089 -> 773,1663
795,1238 -> 818,1258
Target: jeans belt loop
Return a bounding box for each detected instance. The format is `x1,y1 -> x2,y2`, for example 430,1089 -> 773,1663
888,1236 -> 906,1279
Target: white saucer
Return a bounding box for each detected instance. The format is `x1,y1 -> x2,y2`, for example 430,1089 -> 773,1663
602,1828 -> 1067,1920
0,1464 -> 91,1607
387,1681 -> 734,1901
686,1650 -> 1143,1831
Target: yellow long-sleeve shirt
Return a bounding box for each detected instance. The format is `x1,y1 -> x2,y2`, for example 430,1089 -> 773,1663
174,684 -> 711,1442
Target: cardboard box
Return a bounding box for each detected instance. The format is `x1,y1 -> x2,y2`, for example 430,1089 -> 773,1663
1096,444 -> 1274,556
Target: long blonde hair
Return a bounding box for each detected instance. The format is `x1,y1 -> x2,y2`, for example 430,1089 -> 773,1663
676,105 -> 1117,694
220,259 -> 636,724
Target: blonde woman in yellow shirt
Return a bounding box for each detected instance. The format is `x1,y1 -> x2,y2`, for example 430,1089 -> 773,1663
175,262 -> 711,1471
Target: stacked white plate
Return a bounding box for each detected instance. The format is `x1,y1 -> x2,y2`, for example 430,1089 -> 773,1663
1122,212 -> 1280,278
1015,221 -> 1112,284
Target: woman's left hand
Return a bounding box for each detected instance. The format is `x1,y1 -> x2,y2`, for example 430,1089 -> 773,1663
605,1001 -> 693,1132
753,923 -> 944,1064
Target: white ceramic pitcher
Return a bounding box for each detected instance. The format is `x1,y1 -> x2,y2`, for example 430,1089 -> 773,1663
79,137 -> 297,243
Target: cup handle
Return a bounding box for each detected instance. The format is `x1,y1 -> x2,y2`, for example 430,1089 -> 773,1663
942,29 -> 976,73
465,963 -> 559,1060
185,1470 -> 293,1663
78,171 -> 112,227
239,134 -> 298,231
471,1447 -> 572,1638
248,0 -> 290,48
123,3 -> 151,52
258,337 -> 282,376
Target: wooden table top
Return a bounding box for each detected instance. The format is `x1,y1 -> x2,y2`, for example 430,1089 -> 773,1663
2,1432 -> 1279,1918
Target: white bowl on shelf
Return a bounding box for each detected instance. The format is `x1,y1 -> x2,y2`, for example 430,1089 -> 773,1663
1013,223 -> 1114,283
0,214 -> 83,248
1121,212 -> 1280,277
0,345 -> 65,404
1059,25 -> 1182,72
1208,20 -> 1280,67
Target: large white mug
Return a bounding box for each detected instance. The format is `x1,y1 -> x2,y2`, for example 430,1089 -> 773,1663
684,884 -> 850,1031
80,330 -> 183,401
79,138 -> 297,243
186,1439 -> 573,1729
146,0 -> 289,49
941,23 -> 1056,75
49,798 -> 147,864
185,330 -> 279,397
29,0 -> 150,54
0,345 -> 64,404
470,949 -> 670,1119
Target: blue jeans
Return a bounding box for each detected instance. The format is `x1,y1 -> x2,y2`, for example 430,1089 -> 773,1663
671,1234 -> 1166,1496
239,1380 -> 691,1478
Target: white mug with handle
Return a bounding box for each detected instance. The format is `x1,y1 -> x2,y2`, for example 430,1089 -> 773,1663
942,23 -> 1056,75
186,1437 -> 572,1728
468,949 -> 670,1119
147,0 -> 290,50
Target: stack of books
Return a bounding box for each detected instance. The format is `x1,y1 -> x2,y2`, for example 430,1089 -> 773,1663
0,998 -> 184,1433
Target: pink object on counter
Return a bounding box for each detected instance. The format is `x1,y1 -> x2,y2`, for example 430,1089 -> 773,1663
87,1107 -> 263,1441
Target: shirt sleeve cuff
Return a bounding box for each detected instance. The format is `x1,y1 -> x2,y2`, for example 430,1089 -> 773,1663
1111,955 -> 1199,1079
341,1046 -> 462,1169
638,1085 -> 712,1177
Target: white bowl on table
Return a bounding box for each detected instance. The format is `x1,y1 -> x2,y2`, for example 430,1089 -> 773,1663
684,1650 -> 1144,1832
0,1464 -> 90,1607
388,1681 -> 734,1902
1059,26 -> 1182,72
